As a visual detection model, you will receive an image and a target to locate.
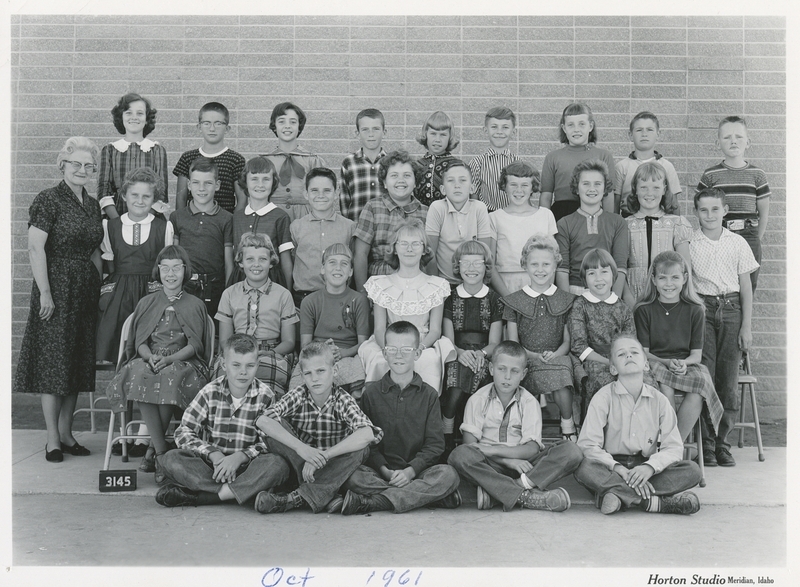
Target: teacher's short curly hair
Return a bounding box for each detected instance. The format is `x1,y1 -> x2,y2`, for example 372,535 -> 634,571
57,136 -> 100,171
111,93 -> 158,138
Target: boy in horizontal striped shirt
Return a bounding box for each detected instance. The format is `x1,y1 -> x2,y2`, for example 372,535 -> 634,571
469,106 -> 521,212
155,334 -> 290,508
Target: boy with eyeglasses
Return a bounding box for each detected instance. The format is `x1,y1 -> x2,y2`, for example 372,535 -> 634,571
425,160 -> 492,286
173,102 -> 246,213
338,320 -> 462,515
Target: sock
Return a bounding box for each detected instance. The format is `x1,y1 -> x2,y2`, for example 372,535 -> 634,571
196,491 -> 222,506
561,417 -> 576,434
372,494 -> 393,512
519,474 -> 534,490
442,417 -> 455,434
643,495 -> 661,513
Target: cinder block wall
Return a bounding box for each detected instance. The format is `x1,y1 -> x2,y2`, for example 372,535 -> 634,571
10,14 -> 786,417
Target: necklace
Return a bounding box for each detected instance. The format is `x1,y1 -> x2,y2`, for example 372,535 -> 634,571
657,300 -> 680,315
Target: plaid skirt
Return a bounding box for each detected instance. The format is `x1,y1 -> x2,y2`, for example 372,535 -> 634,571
650,360 -> 724,432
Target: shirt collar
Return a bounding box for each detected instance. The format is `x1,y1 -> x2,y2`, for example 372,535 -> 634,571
308,210 -> 338,222
223,377 -> 261,400
613,380 -> 656,398
120,213 -> 154,226
523,284 -> 557,298
355,147 -> 386,163
577,207 -> 603,219
488,384 -> 522,405
633,209 -> 665,219
380,371 -> 424,394
456,284 -> 489,298
242,279 -> 272,294
487,147 -> 514,157
627,150 -> 662,161
189,200 -> 220,215
112,137 -> 157,153
245,202 -> 276,216
199,146 -> 228,158
582,291 -> 619,304
381,192 -> 420,213
445,198 -> 470,214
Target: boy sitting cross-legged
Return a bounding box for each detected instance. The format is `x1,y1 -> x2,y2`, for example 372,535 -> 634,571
340,321 -> 462,515
155,333 -> 290,508
254,341 -> 383,514
573,334 -> 702,515
448,341 -> 583,512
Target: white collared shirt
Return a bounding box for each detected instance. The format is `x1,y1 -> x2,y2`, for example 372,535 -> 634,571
456,284 -> 490,298
578,291 -> 620,360
100,213 -> 174,260
522,284 -> 557,298
244,202 -> 277,216
111,137 -> 158,153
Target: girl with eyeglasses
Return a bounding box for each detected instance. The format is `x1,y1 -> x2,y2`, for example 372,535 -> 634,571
440,240 -> 503,455
106,245 -> 211,481
358,219 -> 456,393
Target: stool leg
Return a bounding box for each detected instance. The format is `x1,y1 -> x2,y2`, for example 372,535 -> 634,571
749,383 -> 765,462
88,391 -> 96,434
738,382 -> 747,449
104,411 -> 116,471
121,411 -> 129,463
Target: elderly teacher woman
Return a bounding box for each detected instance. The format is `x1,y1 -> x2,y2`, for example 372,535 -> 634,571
14,137 -> 104,463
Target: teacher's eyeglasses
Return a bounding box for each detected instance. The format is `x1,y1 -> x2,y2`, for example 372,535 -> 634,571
64,160 -> 97,172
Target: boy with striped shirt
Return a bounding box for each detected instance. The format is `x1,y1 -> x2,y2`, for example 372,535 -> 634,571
469,106 -> 521,212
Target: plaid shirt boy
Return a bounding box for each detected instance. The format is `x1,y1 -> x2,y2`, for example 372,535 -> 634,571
174,375 -> 275,461
263,384 -> 383,450
340,147 -> 386,222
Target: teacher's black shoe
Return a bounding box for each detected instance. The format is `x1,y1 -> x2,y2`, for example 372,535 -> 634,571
45,444 -> 63,463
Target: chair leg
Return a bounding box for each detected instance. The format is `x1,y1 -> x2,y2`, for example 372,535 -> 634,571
695,418 -> 706,488
120,411 -> 129,463
88,391 -> 96,434
737,382 -> 747,449
104,411 -> 116,471
748,383 -> 765,462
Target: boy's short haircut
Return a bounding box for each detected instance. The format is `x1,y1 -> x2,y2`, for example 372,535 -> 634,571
498,160 -> 540,193
385,320 -> 421,347
579,247 -> 619,284
718,115 -> 747,131
121,166 -> 165,202
269,101 -> 307,137
298,340 -> 336,368
452,239 -> 494,284
693,187 -> 727,209
222,332 -> 259,356
442,159 -> 471,179
189,156 -> 219,180
558,102 -> 597,145
570,158 -> 613,198
491,340 -> 528,365
111,92 -> 157,138
322,242 -> 353,263
378,150 -> 423,189
305,166 -> 337,190
235,232 -> 279,267
356,108 -> 385,130
237,155 -> 279,199
627,161 -> 672,214
629,111 -> 660,132
199,101 -> 230,125
416,110 -> 460,151
151,244 -> 193,285
485,106 -> 517,127
519,233 -> 562,268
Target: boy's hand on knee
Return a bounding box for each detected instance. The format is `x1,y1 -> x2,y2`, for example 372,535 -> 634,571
613,464 -> 631,481
504,458 -> 533,475
388,467 -> 415,488
302,462 -> 318,483
213,452 -> 246,483
298,445 -> 328,469
627,464 -> 655,498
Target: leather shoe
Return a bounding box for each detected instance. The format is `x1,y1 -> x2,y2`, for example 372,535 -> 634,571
45,444 -> 63,463
715,446 -> 736,467
341,490 -> 375,516
61,441 -> 91,456
155,483 -> 198,508
702,449 -> 718,467
428,489 -> 462,509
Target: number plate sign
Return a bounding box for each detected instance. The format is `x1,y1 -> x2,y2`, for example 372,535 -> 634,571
99,470 -> 137,492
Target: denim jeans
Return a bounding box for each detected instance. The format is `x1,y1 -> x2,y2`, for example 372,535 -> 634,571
730,223 -> 761,292
574,458 -> 702,509
699,293 -> 743,451
448,440 -> 584,511
159,449 -> 290,504
266,423 -> 370,513
343,464 -> 460,513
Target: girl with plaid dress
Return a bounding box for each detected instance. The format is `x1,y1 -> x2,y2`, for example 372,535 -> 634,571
633,251 -> 724,442
441,240 -> 503,452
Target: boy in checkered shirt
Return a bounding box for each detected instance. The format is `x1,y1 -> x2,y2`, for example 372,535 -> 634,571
689,188 -> 759,468
155,334 -> 290,508
340,108 -> 388,222
254,341 -> 383,514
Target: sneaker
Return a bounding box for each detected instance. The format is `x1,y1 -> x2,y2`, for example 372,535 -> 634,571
155,483 -> 198,508
254,490 -> 292,514
428,489 -> 462,509
600,492 -> 622,515
715,446 -> 736,467
702,449 -> 719,467
325,495 -> 344,514
660,492 -> 701,515
139,452 -> 156,473
476,486 -> 496,510
341,490 -> 375,516
517,487 -> 571,512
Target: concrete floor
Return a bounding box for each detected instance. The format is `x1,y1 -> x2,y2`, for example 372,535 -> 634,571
7,429 -> 790,585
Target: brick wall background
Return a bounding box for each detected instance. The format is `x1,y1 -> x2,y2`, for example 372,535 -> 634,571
9,14 -> 786,417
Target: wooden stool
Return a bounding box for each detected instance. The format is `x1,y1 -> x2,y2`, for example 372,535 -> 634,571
733,353 -> 765,462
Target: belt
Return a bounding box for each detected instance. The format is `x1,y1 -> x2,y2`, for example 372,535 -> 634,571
190,273 -> 222,282
724,218 -> 758,230
612,453 -> 646,468
700,292 -> 740,301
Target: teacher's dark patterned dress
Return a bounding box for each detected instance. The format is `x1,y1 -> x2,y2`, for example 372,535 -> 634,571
15,180 -> 103,396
